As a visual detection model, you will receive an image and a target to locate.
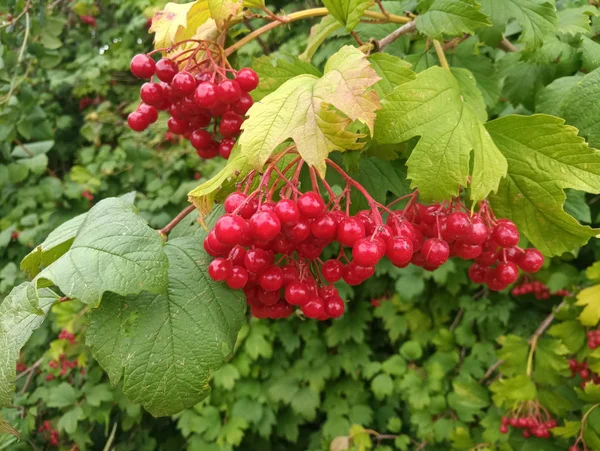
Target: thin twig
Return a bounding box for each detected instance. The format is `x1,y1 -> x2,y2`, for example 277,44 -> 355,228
433,39 -> 450,70
376,21 -> 416,51
528,300 -> 566,345
158,205 -> 196,237
15,358 -> 43,380
449,308 -> 464,331
103,423 -> 118,451
498,37 -> 518,53
479,359 -> 504,384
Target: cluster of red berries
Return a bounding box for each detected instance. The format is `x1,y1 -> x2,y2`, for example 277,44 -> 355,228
48,353 -> 78,379
569,360 -> 600,387
511,280 -> 570,299
58,329 -> 76,345
500,411 -> 557,438
79,15 -> 97,27
586,330 -> 600,350
128,52 -> 259,160
38,420 -> 60,447
16,361 -> 27,372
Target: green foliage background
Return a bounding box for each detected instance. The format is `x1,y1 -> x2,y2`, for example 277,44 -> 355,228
1,0 -> 600,450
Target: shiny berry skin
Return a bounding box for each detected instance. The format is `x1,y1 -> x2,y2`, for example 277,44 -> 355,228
219,138 -> 235,159
259,266 -> 284,291
311,213 -> 338,241
194,82 -> 220,108
130,54 -> 155,78
236,68 -> 259,92
140,82 -> 164,106
322,259 -> 344,282
244,248 -> 271,273
167,117 -> 189,135
155,58 -> 178,82
445,212 -> 472,240
464,215 -> 488,245
281,264 -> 299,284
297,239 -> 323,259
337,217 -> 366,247
233,92 -> 253,115
274,199 -> 300,225
258,288 -> 279,306
171,72 -> 197,97
224,192 -> 257,219
492,221 -> 520,247
208,258 -> 232,281
453,242 -> 482,260
499,424 -> 509,434
219,112 -> 244,138
352,238 -> 385,267
218,79 -> 242,104
214,214 -> 248,245
127,112 -> 149,132
190,130 -> 214,150
226,266 -> 248,289
496,262 -> 519,285
228,246 -> 246,266
386,237 -> 413,267
249,211 -> 281,241
518,248 -> 544,273
297,192 -> 325,219
137,103 -> 158,123
285,282 -> 309,305
468,264 -> 487,284
325,296 -> 345,318
283,217 -> 311,242
421,238 -> 450,267
302,296 -> 325,318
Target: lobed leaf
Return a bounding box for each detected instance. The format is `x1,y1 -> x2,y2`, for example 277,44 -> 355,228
416,0 -> 491,38
299,15 -> 343,62
322,0 -> 374,31
576,284 -> 600,326
150,1 -> 210,49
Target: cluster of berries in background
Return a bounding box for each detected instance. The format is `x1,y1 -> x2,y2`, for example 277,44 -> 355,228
511,280 -> 571,299
500,408 -> 558,439
586,329 -> 600,350
128,50 -> 259,160
569,360 -> 600,387
38,421 -> 61,447
204,153 -> 545,320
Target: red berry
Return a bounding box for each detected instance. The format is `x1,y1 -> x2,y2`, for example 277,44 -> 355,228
220,111 -> 244,138
452,242 -> 482,259
219,138 -> 235,159
285,282 -> 309,305
236,68 -> 259,92
244,248 -> 271,273
127,112 -> 149,132
337,217 -> 366,247
386,237 -> 413,267
167,117 -> 189,135
195,82 -> 220,108
281,264 -> 299,284
208,258 -> 232,281
171,72 -> 196,97
311,213 -> 338,241
302,297 -> 325,318
446,212 -> 472,240
496,262 -> 519,285
275,199 -> 300,225
499,424 -> 508,434
464,215 -> 488,245
580,368 -> 591,380
352,238 -> 385,267
215,214 -> 248,245
249,211 -> 281,241
233,92 -> 254,115
155,58 -> 178,82
492,221 -> 520,248
421,238 -> 450,267
130,54 -> 155,78
191,130 -> 214,150
297,239 -> 324,259
297,192 -> 325,219
197,143 -> 220,159
322,259 -> 344,282
325,296 -> 345,318
259,266 -> 284,291
468,264 -> 487,284
218,79 -> 242,104
137,103 -> 158,123
283,217 -> 311,242
140,82 -> 164,106
569,446 -> 580,451
518,249 -> 544,273
258,288 -> 280,306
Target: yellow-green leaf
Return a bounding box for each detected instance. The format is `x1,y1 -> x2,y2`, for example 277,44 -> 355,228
322,0 -> 374,31
576,284 -> 600,326
299,15 -> 343,62
150,1 -> 211,49
239,46 -> 381,174
208,0 -> 243,30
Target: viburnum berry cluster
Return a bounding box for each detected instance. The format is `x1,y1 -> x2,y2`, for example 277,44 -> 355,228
204,149 -> 544,320
58,329 -> 76,345
47,353 -> 79,380
499,401 -> 558,439
569,359 -> 600,387
38,420 -> 60,447
128,41 -> 259,160
586,329 -> 600,350
511,280 -> 571,299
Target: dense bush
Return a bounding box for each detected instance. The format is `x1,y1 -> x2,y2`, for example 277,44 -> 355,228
1,1 -> 600,450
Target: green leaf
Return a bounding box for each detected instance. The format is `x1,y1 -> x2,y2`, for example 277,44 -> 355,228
451,67 -> 488,122
239,46 -> 381,174
375,66 -> 506,202
290,387 -> 320,420
579,36 -> 600,72
16,154 -> 48,175
299,15 -> 343,62
564,189 -> 592,224
552,420 -> 581,439
322,0 -> 373,31
557,6 -> 598,36
369,53 -> 416,97
447,378 -> 490,421
84,383 -> 114,407
86,236 -> 246,416
479,0 -> 558,48
576,284 -> 600,326
535,74 -> 584,117
38,197 -> 169,305
533,338 -> 569,385
371,373 -> 394,399
548,320 -> 586,353
208,0 -> 242,30
486,114 -> 600,256
0,415 -> 19,439
561,67 -> 600,149
415,0 -> 491,38
11,140 -> 54,158
251,54 -> 321,101
58,406 -> 85,434
47,382 -> 78,408
0,283 -> 58,408
490,374 -> 536,408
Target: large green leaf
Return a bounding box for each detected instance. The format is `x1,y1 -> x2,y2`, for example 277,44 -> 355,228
322,0 -> 373,31
557,6 -> 598,37
561,67 -> 600,149
86,236 -> 246,416
299,15 -> 343,62
368,53 -> 416,97
374,66 -> 506,202
486,114 -> 600,256
0,282 -> 58,408
251,54 -> 321,101
38,197 -> 168,305
480,0 -> 557,48
416,0 -> 491,38
239,46 -> 381,174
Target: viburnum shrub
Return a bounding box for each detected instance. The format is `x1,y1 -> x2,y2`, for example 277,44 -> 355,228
3,0 -> 600,449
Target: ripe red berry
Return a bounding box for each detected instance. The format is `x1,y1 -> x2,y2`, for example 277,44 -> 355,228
171,72 -> 197,97
283,217 -> 311,242
236,68 -> 259,92
155,58 -> 178,83
137,103 -> 158,123
285,282 -> 309,305
259,266 -> 284,291
233,92 -> 253,115
518,248 -> 544,273
127,112 -> 149,132
130,54 -> 155,78
191,130 -> 214,150
311,213 -> 338,241
219,111 -> 244,138
218,79 -> 242,104
492,221 -> 520,247
302,296 -> 325,318
353,238 -> 385,267
453,242 -> 483,260
249,211 -> 281,241
499,424 -> 509,434
297,192 -> 325,219
325,296 -> 345,318
421,238 -> 450,267
208,258 -> 232,281
337,217 -> 366,247
214,214 -> 248,245
386,237 -> 413,267
244,248 -> 271,273
445,212 -> 472,240
140,82 -> 164,106
219,138 -> 235,159
275,199 -> 300,225
322,260 -> 344,282
496,262 -> 519,285
195,82 -> 220,108
468,264 -> 487,284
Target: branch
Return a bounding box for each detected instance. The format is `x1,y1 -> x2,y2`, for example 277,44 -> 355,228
15,357 -> 43,380
479,359 -> 503,384
376,21 -> 416,51
158,204 -> 196,238
433,39 -> 450,70
498,37 -> 518,53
